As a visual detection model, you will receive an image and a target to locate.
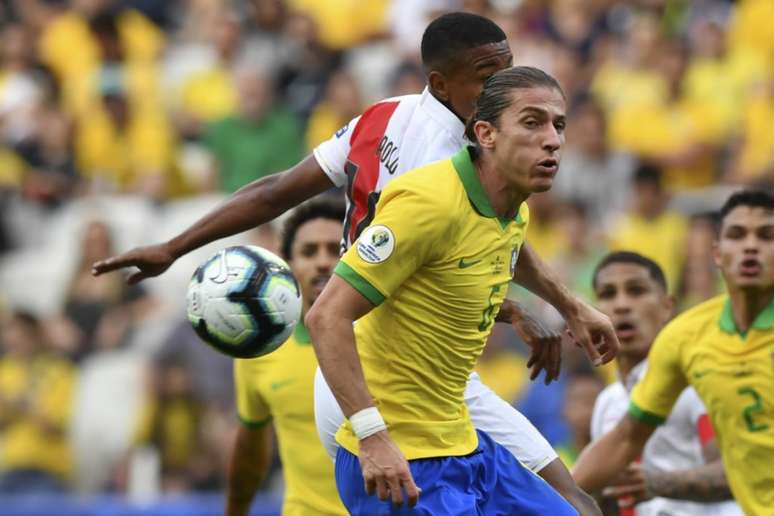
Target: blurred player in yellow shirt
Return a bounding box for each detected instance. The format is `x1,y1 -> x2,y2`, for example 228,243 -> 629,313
574,189 -> 774,515
226,198 -> 347,516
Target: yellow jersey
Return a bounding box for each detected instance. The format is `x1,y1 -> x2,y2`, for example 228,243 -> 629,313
0,354 -> 75,480
234,323 -> 345,516
630,295 -> 774,515
334,147 -> 529,460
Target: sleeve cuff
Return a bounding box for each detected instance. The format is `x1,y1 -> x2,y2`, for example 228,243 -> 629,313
312,148 -> 345,188
628,401 -> 667,427
238,414 -> 273,429
335,261 -> 386,306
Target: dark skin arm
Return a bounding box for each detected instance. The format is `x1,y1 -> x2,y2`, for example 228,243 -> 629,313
225,423 -> 274,516
92,156 -> 334,283
573,414 -> 655,493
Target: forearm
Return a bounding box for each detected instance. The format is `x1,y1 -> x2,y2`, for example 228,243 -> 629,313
168,156 -> 330,258
513,244 -> 579,316
225,425 -> 273,516
645,461 -> 732,502
573,427 -> 644,493
308,312 -> 374,417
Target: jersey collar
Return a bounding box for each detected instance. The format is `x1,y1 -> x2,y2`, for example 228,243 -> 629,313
420,87 -> 466,141
718,295 -> 774,336
293,320 -> 311,345
451,146 -> 523,226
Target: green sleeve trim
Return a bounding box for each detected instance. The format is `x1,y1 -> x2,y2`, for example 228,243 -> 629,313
238,414 -> 273,429
628,401 -> 667,427
334,261 -> 386,306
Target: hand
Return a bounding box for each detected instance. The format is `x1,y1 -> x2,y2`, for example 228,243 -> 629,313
91,243 -> 177,285
564,300 -> 618,366
602,463 -> 653,508
504,300 -> 563,384
358,430 -> 420,507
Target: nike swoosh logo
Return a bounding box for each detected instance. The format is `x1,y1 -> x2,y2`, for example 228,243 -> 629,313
270,379 -> 294,391
458,257 -> 482,269
693,370 -> 713,379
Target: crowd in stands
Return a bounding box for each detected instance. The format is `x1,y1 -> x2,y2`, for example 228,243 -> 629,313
0,0 -> 772,507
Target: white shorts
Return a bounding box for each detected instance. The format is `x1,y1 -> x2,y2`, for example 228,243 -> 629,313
313,369 -> 557,473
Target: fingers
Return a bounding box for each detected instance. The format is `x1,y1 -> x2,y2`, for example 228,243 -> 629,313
597,324 -> 620,364
364,472 -> 376,497
128,271 -> 148,285
574,327 -> 602,366
387,474 -> 403,505
91,254 -> 135,276
401,470 -> 421,507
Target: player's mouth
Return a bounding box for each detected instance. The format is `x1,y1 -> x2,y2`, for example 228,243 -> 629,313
535,158 -> 558,175
614,321 -> 637,341
739,258 -> 762,277
311,275 -> 331,291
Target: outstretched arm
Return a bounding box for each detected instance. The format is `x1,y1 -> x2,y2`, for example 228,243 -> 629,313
92,155 -> 334,283
513,243 -> 618,365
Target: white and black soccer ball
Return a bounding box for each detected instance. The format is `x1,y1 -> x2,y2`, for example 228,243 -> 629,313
186,245 -> 302,358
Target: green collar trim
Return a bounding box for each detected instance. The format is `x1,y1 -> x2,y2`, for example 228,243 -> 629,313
718,296 -> 774,336
450,146 -> 523,226
293,320 -> 312,345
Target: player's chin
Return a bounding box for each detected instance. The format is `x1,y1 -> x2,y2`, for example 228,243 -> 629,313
529,177 -> 555,193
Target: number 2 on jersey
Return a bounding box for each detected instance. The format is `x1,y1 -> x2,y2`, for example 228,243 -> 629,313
479,285 -> 503,332
738,387 -> 769,433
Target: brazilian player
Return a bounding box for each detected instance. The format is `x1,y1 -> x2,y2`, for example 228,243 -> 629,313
574,189 -> 774,515
226,199 -> 347,516
306,67 -> 605,513
94,14 -> 610,513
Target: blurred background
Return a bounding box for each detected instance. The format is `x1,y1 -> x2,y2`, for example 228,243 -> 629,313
0,0 -> 772,514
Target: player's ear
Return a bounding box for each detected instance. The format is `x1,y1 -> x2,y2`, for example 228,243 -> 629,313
428,70 -> 449,101
711,238 -> 721,268
473,120 -> 497,149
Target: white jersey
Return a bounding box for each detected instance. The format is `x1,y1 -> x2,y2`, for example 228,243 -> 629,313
591,361 -> 742,516
311,88 -> 557,472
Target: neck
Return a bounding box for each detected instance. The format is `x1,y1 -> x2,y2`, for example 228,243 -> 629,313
428,89 -> 466,124
616,353 -> 645,384
475,154 -> 529,219
728,285 -> 774,333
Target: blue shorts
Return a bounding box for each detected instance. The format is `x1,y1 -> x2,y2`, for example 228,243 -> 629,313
335,430 -> 578,515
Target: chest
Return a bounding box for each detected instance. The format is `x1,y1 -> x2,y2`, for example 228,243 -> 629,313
686,332 -> 774,436
253,344 -> 318,423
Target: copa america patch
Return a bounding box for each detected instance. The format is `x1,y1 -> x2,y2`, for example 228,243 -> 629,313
357,225 -> 395,264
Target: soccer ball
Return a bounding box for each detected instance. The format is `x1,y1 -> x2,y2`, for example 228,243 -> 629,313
186,245 -> 302,358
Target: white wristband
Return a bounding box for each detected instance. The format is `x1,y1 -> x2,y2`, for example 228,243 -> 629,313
350,406 -> 387,440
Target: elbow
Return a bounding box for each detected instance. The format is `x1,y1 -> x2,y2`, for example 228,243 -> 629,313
304,302 -> 327,344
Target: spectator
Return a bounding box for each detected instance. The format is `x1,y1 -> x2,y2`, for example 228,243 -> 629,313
203,68 -> 303,193
607,162 -> 688,293
0,310 -> 76,494
304,69 -> 363,150
53,220 -> 153,361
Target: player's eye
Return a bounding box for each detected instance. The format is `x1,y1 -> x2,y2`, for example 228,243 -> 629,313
523,118 -> 539,128
327,243 -> 340,257
554,120 -> 566,132
627,285 -> 646,297
724,227 -> 745,240
596,288 -> 615,299
300,245 -> 317,257
757,226 -> 774,240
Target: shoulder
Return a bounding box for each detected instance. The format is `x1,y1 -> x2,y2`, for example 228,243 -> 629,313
660,295 -> 726,339
381,158 -> 459,210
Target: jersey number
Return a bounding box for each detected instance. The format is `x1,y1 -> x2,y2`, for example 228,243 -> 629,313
738,387 -> 769,433
343,160 -> 380,245
479,285 -> 502,332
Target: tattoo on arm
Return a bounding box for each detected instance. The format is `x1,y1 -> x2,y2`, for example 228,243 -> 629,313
645,461 -> 732,502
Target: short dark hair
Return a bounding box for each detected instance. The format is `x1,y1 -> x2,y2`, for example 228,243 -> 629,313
592,251 -> 668,292
464,66 -> 564,143
421,12 -> 507,75
633,161 -> 662,189
719,189 -> 774,225
281,197 -> 345,260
